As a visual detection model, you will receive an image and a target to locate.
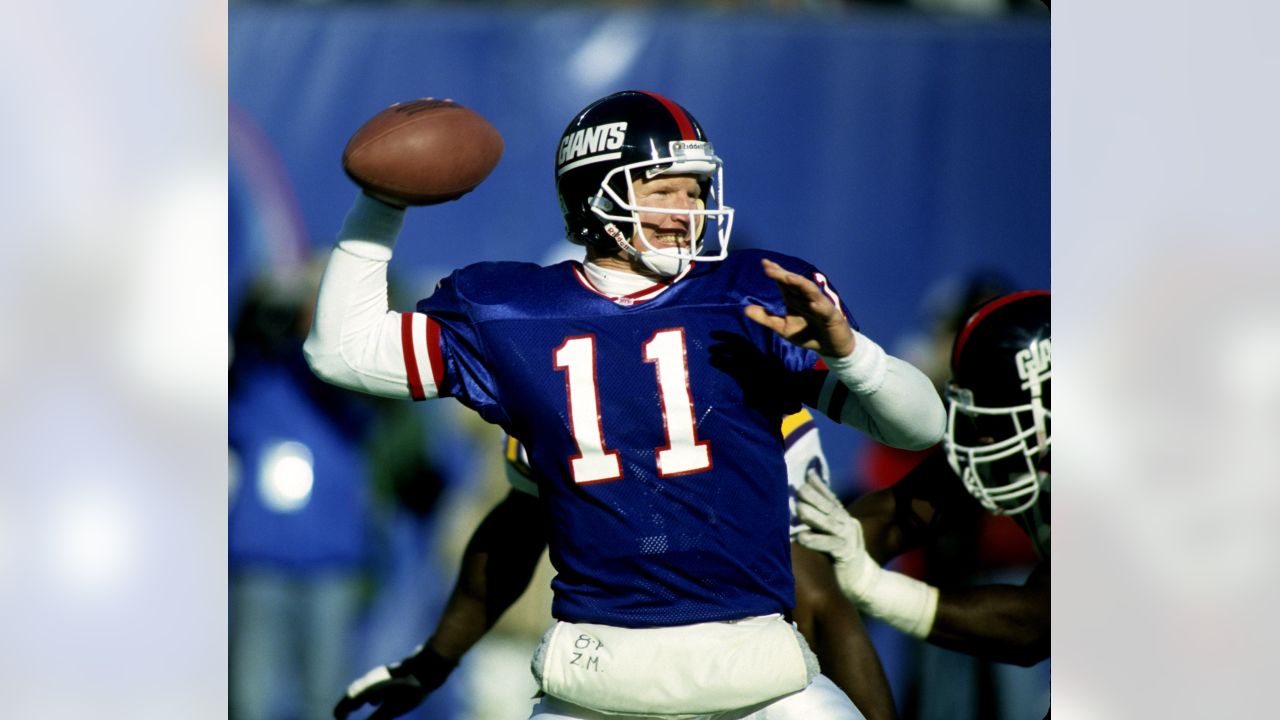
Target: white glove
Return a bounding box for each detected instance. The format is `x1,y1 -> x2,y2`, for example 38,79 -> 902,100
795,479 -> 939,639
795,479 -> 875,590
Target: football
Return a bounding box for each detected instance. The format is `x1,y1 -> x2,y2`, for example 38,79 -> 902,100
342,98 -> 504,205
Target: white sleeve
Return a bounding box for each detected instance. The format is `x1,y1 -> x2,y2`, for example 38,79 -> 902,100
813,330 -> 946,450
303,193 -> 440,400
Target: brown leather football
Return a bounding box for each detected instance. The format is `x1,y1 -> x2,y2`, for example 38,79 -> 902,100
342,98 -> 504,205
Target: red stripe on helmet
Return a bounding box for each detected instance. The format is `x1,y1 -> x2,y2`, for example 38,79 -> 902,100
640,91 -> 696,139
951,289 -> 1050,369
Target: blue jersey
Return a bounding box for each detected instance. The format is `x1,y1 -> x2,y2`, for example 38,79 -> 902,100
416,248 -> 857,627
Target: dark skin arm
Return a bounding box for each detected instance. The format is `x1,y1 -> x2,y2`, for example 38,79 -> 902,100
848,450 -> 1050,667
850,451 -> 959,563
791,543 -> 898,720
425,488 -> 549,660
334,489 -> 548,719
927,559 -> 1050,667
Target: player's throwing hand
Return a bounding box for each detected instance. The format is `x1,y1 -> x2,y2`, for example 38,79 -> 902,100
744,258 -> 856,358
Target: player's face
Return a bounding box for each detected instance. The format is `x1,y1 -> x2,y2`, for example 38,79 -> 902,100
950,410 -> 1010,449
946,394 -> 1050,514
629,175 -> 703,250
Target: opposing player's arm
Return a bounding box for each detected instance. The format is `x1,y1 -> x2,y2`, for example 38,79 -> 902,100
851,452 -> 962,563
428,488 -> 548,657
335,487 -> 548,719
791,544 -> 898,720
795,480 -> 939,640
844,487 -> 909,563
796,467 -> 1048,666
304,192 -> 442,400
745,259 -> 945,451
927,560 -> 1050,667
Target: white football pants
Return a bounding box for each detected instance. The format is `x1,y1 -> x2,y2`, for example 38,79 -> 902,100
529,673 -> 866,720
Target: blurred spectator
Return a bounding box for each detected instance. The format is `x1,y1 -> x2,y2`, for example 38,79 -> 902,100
229,264 -> 377,720
898,270 -> 1016,395
229,261 -> 449,720
425,425 -> 554,720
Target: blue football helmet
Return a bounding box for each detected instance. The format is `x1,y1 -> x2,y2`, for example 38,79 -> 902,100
555,90 -> 734,277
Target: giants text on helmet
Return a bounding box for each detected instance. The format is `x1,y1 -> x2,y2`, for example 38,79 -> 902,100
1016,338 -> 1051,394
558,122 -> 629,168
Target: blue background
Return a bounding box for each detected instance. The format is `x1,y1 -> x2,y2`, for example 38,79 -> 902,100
229,6 -> 1049,339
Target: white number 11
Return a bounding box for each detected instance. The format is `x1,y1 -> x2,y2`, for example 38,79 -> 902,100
553,329 -> 712,484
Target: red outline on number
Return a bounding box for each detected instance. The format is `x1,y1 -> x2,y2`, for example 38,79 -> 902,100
554,334 -> 623,485
643,328 -> 712,478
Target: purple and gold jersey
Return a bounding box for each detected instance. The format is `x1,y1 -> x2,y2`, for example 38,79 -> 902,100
411,249 -> 856,627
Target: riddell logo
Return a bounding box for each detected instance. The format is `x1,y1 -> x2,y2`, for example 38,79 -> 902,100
559,122 -> 628,166
670,140 -> 707,154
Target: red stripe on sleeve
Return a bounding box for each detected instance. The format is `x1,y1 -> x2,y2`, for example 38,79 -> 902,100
401,313 -> 425,401
640,91 -> 696,140
425,316 -> 445,388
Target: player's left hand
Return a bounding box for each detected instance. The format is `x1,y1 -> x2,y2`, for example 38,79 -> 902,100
744,258 -> 855,358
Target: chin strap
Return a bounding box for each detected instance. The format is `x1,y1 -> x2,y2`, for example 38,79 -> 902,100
602,221 -> 688,279
638,252 -> 689,278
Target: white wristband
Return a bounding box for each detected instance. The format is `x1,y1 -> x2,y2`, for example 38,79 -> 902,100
819,524 -> 939,639
813,330 -> 945,450
855,563 -> 940,639
820,331 -> 888,394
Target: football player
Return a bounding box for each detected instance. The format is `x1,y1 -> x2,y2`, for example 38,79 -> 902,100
334,410 -> 897,720
795,291 -> 1050,671
305,90 -> 945,720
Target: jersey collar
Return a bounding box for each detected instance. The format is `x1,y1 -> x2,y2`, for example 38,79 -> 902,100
573,261 -> 692,306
